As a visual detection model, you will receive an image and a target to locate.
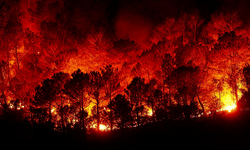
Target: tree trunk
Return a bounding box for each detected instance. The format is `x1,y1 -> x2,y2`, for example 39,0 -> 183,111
60,96 -> 65,132
80,91 -> 84,129
109,82 -> 113,131
121,115 -> 124,129
96,93 -> 100,131
135,98 -> 140,127
136,108 -> 139,127
234,77 -> 238,103
137,93 -> 141,126
109,112 -> 113,131
49,101 -> 52,123
197,95 -> 204,113
151,96 -> 154,122
2,91 -> 6,105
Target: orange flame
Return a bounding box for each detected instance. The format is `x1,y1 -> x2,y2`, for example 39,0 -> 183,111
217,82 -> 244,112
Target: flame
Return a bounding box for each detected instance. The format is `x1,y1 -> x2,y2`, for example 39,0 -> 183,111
147,107 -> 153,116
220,103 -> 237,112
99,124 -> 107,131
91,123 -> 108,131
51,107 -> 57,115
217,82 -> 244,112
220,92 -> 237,112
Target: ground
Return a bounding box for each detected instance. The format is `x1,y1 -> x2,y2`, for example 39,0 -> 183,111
1,110 -> 250,149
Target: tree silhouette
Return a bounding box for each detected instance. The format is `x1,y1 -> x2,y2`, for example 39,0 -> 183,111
168,66 -> 203,119
238,65 -> 250,110
101,65 -> 120,131
153,89 -> 166,120
243,65 -> 250,89
109,94 -> 132,129
127,77 -> 146,126
89,71 -> 105,131
51,72 -> 70,132
161,53 -> 175,109
33,72 -> 69,124
144,79 -> 157,122
64,69 -> 89,131
33,78 -> 57,124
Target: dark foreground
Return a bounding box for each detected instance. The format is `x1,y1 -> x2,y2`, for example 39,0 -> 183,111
1,110 -> 250,149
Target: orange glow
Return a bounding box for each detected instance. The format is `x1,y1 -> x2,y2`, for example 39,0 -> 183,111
9,103 -> 14,109
220,103 -> 237,112
216,82 -> 244,113
146,107 -> 153,116
220,92 -> 237,112
99,124 -> 107,131
91,123 -> 109,131
51,107 -> 57,115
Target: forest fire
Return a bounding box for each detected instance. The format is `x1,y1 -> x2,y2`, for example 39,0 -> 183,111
2,1 -> 250,147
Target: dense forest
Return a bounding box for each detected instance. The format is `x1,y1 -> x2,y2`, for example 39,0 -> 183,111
1,0 -> 250,146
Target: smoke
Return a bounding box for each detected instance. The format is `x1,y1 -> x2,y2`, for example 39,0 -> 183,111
19,0 -> 64,33
113,0 -> 181,48
114,8 -> 153,48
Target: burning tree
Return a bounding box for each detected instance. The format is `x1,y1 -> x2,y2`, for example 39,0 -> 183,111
102,65 -> 121,130
64,69 -> 89,130
168,66 -> 204,119
126,77 -> 146,126
89,71 -> 106,131
33,78 -> 57,124
3,0 -> 250,137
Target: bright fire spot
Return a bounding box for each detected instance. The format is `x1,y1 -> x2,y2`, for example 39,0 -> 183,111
51,107 -> 57,114
147,108 -> 153,116
99,124 -> 107,131
220,92 -> 237,112
9,104 -> 13,109
218,82 -> 242,113
221,103 -> 237,112
91,123 -> 109,131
